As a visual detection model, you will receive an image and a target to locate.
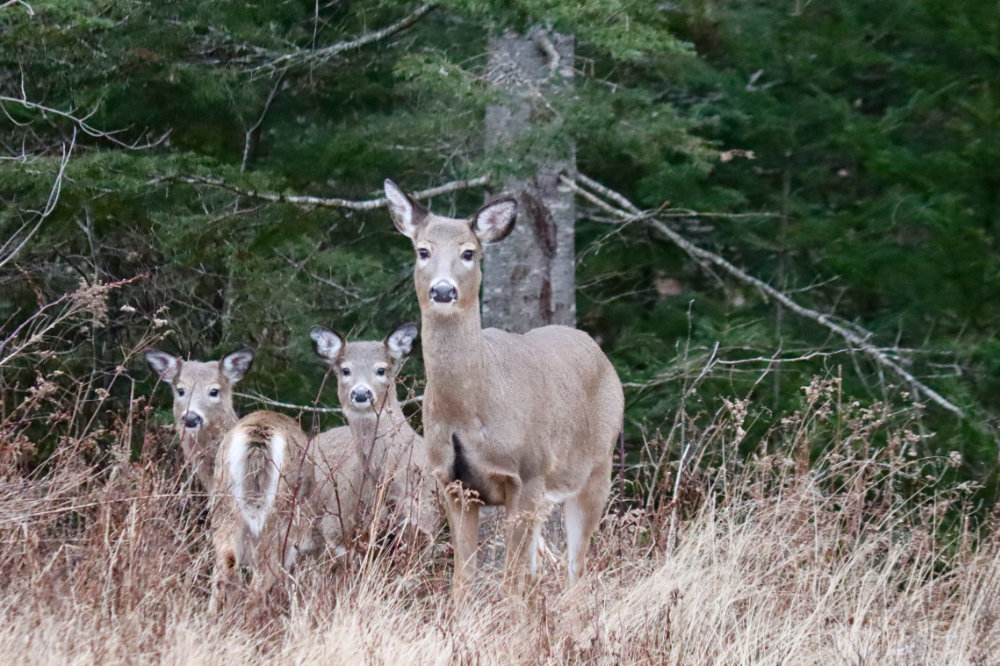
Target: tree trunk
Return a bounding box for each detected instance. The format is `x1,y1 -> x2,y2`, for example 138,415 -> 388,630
482,27 -> 576,333
479,26 -> 577,562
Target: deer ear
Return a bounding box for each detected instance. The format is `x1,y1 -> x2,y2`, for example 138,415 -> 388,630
146,349 -> 181,383
384,179 -> 426,239
472,197 -> 517,244
221,349 -> 254,383
310,326 -> 344,364
385,322 -> 418,363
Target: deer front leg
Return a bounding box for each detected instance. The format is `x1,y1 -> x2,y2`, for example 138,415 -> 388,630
442,485 -> 480,603
501,477 -> 544,599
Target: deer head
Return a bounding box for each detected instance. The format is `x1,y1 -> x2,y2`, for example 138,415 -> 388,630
145,348 -> 254,434
384,179 -> 517,316
310,322 -> 418,416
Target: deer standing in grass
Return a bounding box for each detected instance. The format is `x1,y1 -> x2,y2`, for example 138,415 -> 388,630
384,179 -> 624,599
209,410 -> 318,612
208,324 -> 438,612
145,348 -> 254,492
310,322 -> 439,550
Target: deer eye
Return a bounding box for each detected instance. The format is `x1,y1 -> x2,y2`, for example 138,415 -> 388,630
376,367 -> 386,377
461,249 -> 475,261
417,248 -> 430,260
342,368 -> 351,377
209,388 -> 220,398
176,387 -> 185,397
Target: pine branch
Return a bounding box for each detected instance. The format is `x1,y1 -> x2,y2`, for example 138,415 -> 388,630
165,174 -> 491,210
562,173 -> 967,420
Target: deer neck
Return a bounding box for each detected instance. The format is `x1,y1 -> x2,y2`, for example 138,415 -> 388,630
348,392 -> 407,454
421,304 -> 487,422
179,408 -> 235,490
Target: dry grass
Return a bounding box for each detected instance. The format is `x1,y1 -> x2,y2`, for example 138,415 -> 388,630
0,303 -> 996,664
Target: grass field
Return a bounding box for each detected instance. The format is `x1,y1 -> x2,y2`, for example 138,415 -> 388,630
1,370 -> 996,665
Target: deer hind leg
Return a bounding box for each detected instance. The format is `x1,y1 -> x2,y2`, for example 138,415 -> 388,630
209,537 -> 245,614
565,460 -> 612,586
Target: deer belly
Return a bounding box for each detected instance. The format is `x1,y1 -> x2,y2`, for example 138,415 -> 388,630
446,432 -> 505,505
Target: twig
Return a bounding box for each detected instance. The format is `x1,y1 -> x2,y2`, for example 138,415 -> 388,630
242,72 -> 286,172
236,392 -> 423,413
0,0 -> 34,14
253,3 -> 438,73
164,174 -> 491,210
0,130 -> 74,270
0,91 -> 168,150
563,173 -> 966,420
666,442 -> 691,553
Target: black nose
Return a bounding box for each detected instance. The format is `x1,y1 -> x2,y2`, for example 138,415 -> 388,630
350,388 -> 373,405
430,282 -> 457,304
183,412 -> 202,429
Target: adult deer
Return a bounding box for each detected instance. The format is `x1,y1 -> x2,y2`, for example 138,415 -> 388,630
310,322 -> 439,548
384,179 -> 624,598
145,348 -> 254,492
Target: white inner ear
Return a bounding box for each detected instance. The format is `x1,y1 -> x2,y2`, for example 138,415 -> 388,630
474,200 -> 517,243
311,328 -> 343,361
147,351 -> 180,382
384,181 -> 416,236
387,326 -> 417,359
222,351 -> 253,383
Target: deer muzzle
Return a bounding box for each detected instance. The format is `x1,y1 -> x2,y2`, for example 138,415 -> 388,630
429,281 -> 458,305
350,386 -> 374,406
182,411 -> 203,429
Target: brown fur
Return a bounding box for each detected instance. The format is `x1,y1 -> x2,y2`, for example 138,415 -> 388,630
385,179 -> 624,599
209,410 -> 314,613
310,324 -> 440,549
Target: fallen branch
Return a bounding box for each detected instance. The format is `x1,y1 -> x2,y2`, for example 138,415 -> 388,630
166,174 -> 491,210
562,173 -> 966,420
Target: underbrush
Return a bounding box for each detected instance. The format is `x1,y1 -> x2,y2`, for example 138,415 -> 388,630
0,364 -> 997,665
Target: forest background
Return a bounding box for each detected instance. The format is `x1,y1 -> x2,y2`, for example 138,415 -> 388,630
2,0 -> 999,507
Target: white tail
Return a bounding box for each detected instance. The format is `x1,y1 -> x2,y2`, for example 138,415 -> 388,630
209,410 -> 314,613
386,179 -> 624,599
225,427 -> 286,538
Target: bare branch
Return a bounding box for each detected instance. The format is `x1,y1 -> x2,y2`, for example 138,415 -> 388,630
253,3 -> 438,73
0,0 -> 34,14
242,72 -> 286,172
0,130 -> 75,270
237,392 -> 343,414
236,392 -> 423,413
164,174 -> 492,210
0,91 -> 168,150
563,173 -> 967,420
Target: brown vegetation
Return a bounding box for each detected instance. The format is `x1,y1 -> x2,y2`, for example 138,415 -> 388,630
0,335 -> 996,663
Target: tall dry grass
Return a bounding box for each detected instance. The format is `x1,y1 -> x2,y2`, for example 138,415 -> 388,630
0,294 -> 996,663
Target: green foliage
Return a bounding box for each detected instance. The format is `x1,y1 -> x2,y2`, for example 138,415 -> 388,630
2,0 -> 998,503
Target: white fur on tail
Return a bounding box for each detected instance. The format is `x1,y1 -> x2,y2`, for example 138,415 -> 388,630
226,429 -> 286,538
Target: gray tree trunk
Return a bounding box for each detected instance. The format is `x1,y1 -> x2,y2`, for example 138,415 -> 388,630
482,27 -> 576,333
479,27 -> 576,566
